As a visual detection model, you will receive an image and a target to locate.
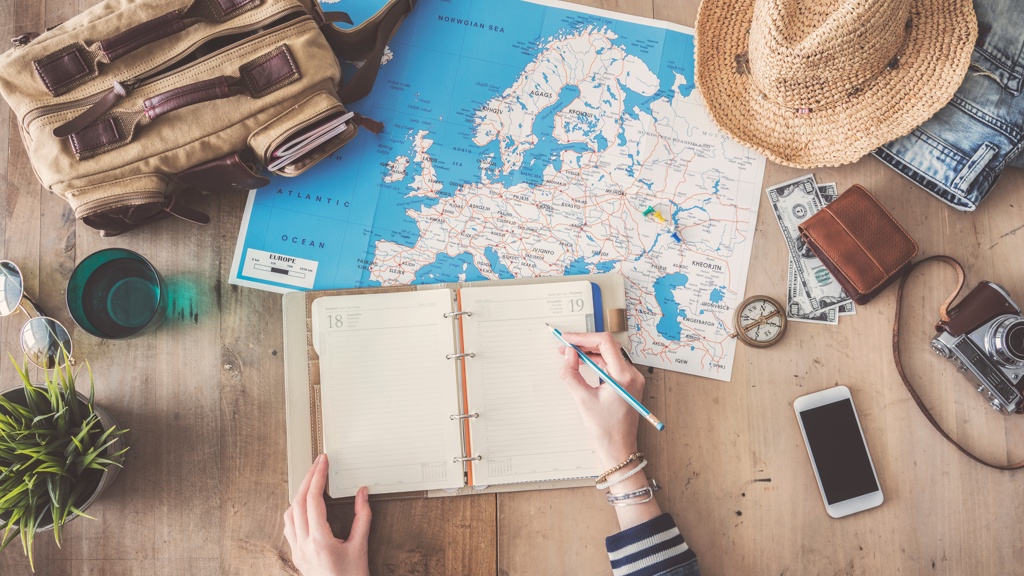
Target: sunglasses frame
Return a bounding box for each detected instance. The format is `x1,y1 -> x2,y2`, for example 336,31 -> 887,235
0,260 -> 75,370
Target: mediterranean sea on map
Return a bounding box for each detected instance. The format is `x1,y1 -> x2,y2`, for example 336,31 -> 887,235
230,0 -> 765,380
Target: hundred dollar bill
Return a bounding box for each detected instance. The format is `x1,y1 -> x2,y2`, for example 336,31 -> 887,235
787,258 -> 838,324
783,181 -> 853,321
785,182 -> 844,323
816,182 -> 838,204
767,174 -> 852,313
815,183 -> 855,317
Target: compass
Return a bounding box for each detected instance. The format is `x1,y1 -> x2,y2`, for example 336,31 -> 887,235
733,295 -> 787,348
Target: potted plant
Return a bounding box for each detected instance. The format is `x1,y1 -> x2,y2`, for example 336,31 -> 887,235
0,356 -> 128,571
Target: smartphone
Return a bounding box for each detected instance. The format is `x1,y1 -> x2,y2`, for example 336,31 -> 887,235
793,386 -> 883,518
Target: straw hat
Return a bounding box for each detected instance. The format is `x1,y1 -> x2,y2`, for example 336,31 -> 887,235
694,0 -> 977,168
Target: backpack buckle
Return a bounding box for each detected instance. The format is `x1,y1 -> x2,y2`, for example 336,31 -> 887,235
11,33 -> 38,47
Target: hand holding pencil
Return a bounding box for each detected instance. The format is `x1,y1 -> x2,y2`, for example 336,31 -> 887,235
555,330 -> 661,471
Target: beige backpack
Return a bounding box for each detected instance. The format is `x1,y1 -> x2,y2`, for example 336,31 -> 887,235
0,0 -> 414,235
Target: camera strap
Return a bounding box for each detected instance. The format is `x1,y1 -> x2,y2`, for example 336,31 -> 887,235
893,255 -> 1024,470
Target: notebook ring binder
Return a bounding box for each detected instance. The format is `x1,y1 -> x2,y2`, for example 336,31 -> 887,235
292,277 -> 619,497
444,311 -> 473,318
450,412 -> 480,420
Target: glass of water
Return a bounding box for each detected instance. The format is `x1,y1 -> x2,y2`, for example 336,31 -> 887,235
66,248 -> 167,339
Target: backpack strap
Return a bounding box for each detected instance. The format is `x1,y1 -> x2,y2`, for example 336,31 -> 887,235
311,0 -> 417,104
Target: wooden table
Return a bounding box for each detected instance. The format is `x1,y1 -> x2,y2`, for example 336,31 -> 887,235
3,0 -> 1024,574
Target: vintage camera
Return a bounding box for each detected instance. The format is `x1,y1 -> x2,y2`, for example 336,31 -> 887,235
931,282 -> 1024,414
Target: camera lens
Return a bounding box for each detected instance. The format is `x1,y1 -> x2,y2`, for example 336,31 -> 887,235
989,316 -> 1024,367
987,315 -> 1024,364
1008,323 -> 1024,359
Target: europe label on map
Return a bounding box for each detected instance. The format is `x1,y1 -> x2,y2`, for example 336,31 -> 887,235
230,0 -> 765,381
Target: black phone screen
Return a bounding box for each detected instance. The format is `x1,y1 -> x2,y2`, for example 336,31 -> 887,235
799,398 -> 879,504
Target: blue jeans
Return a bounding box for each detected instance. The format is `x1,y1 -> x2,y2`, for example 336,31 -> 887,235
873,0 -> 1024,211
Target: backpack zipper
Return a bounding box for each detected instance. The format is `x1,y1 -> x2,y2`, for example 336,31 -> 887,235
21,7 -> 307,133
51,80 -> 137,138
73,190 -> 166,218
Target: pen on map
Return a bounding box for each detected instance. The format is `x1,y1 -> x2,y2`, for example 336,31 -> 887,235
546,323 -> 665,431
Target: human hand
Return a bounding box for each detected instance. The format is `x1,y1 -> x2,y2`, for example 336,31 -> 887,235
558,332 -> 646,469
283,454 -> 371,576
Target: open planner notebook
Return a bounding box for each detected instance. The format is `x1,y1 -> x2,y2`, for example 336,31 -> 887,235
282,273 -> 629,500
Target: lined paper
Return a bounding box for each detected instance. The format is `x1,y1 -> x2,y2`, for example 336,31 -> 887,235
312,290 -> 466,497
459,281 -> 599,485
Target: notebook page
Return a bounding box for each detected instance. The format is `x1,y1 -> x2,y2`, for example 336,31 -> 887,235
459,281 -> 600,485
312,290 -> 466,497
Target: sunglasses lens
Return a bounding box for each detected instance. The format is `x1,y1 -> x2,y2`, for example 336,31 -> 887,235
0,261 -> 24,316
21,317 -> 73,369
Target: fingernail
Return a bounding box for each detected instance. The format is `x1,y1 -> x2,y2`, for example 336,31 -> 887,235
564,348 -> 574,359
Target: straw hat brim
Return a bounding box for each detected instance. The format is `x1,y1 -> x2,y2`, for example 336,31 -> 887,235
694,0 -> 978,168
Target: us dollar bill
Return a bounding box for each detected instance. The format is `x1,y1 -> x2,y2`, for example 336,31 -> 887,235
787,259 -> 838,324
815,183 -> 855,317
782,181 -> 853,322
767,174 -> 852,313
816,182 -> 838,204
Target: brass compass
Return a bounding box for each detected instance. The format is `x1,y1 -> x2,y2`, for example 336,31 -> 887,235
733,295 -> 787,348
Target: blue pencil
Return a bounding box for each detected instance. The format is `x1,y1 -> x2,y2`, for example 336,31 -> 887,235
546,323 -> 665,431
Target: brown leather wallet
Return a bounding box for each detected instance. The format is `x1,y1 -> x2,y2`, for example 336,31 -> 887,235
798,184 -> 918,305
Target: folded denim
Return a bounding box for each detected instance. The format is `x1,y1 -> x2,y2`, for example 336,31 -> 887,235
873,0 -> 1024,211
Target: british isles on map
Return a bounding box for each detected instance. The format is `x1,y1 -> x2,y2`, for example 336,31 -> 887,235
230,0 -> 766,381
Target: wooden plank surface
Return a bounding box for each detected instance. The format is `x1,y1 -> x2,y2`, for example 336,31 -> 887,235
2,0 -> 1024,574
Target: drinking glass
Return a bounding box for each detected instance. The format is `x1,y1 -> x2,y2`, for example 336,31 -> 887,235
66,249 -> 167,339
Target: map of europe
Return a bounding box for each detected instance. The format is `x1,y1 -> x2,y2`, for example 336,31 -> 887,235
230,0 -> 765,381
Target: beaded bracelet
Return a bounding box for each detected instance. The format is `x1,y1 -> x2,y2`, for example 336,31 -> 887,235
596,452 -> 644,486
595,458 -> 648,490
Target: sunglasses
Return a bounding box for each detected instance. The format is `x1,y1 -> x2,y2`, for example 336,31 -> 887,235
0,261 -> 74,369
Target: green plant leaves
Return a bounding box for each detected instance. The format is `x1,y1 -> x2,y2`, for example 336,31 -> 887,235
0,356 -> 129,572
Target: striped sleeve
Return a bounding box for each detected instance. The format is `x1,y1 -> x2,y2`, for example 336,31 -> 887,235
605,513 -> 699,576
